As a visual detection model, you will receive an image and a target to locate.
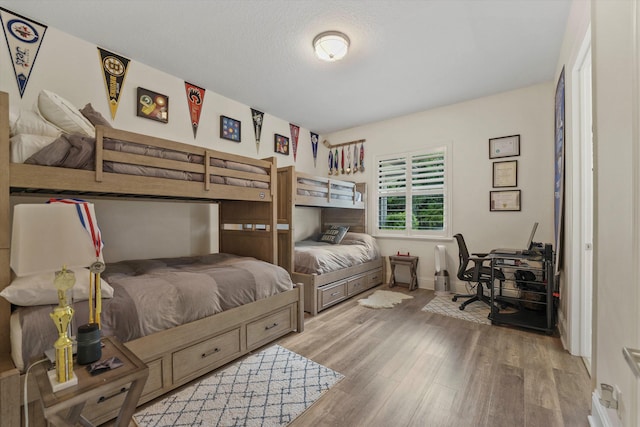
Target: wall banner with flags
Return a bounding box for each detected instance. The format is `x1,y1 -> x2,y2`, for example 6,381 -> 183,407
98,47 -> 130,120
0,7 -> 47,98
185,82 -> 206,139
251,108 -> 264,154
289,124 -> 300,161
310,132 -> 319,167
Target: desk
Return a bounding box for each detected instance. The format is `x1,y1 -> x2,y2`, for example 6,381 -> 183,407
33,335 -> 148,427
488,245 -> 556,334
388,255 -> 419,291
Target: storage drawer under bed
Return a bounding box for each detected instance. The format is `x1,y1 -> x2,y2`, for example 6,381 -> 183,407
247,306 -> 294,349
172,328 -> 242,383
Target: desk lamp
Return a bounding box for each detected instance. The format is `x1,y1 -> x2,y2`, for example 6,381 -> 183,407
10,202 -> 104,391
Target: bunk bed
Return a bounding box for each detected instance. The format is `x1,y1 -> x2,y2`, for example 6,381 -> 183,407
0,92 -> 304,427
277,165 -> 383,315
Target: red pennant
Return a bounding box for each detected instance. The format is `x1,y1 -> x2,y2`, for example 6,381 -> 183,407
290,124 -> 300,161
185,82 -> 206,139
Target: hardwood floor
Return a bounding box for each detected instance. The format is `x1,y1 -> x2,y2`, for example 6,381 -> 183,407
277,285 -> 592,427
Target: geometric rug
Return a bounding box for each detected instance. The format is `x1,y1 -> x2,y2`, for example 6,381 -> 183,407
133,345 -> 344,427
357,290 -> 413,309
421,294 -> 491,325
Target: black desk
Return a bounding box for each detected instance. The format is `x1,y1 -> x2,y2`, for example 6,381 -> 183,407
488,245 -> 556,334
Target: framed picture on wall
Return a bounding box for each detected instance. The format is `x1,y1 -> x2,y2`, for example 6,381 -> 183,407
136,87 -> 169,123
220,115 -> 241,142
489,134 -> 520,159
492,160 -> 518,188
274,134 -> 289,155
490,190 -> 521,211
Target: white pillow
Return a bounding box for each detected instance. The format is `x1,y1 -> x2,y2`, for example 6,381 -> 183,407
10,109 -> 62,138
10,134 -> 57,163
37,90 -> 95,136
0,268 -> 114,306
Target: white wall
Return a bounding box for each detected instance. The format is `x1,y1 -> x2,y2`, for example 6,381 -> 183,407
0,16 -> 321,261
325,83 -> 555,291
591,0 -> 639,425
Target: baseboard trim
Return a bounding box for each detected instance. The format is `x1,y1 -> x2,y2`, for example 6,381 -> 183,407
589,390 -> 620,427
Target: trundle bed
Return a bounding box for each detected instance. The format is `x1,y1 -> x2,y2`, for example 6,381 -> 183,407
0,92 -> 304,426
277,165 -> 383,315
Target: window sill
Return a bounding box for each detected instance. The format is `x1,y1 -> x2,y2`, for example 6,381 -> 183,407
373,234 -> 453,242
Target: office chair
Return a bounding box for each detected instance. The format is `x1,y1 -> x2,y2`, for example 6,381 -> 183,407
451,233 -> 504,311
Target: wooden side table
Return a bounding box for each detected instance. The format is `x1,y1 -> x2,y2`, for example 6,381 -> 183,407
33,335 -> 148,427
388,255 -> 419,291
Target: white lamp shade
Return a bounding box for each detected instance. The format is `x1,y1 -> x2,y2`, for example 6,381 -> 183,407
313,31 -> 350,62
10,204 -> 104,277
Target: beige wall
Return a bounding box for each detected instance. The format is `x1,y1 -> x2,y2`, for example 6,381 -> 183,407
591,0 -> 639,424
325,83 -> 555,291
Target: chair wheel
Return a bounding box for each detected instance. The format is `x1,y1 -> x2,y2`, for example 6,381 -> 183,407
452,296 -> 458,302
459,304 -> 465,311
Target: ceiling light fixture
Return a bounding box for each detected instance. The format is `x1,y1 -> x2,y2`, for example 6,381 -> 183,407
313,31 -> 350,62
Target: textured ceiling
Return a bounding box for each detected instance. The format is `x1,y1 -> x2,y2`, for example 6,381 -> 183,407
0,0 -> 571,134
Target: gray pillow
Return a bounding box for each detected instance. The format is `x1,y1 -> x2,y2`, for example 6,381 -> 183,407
80,103 -> 112,128
317,226 -> 349,244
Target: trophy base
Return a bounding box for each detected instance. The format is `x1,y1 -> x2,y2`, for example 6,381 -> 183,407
47,369 -> 78,392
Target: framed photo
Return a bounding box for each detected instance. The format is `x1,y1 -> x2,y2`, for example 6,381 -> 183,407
136,87 -> 168,123
220,115 -> 241,142
492,160 -> 518,188
490,190 -> 521,211
489,134 -> 520,159
274,134 -> 289,155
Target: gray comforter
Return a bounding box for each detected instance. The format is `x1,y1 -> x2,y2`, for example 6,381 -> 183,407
294,232 -> 380,275
13,254 -> 292,370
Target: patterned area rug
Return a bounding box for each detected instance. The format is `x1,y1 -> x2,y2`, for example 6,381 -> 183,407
357,290 -> 413,308
421,294 -> 491,325
133,345 -> 343,427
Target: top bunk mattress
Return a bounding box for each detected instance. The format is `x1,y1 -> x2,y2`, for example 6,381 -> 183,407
294,232 -> 380,275
10,253 -> 293,371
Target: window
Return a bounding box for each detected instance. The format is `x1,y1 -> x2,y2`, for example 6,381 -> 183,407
375,144 -> 450,238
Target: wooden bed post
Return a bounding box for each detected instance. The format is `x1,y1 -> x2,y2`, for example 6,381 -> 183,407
0,91 -> 21,427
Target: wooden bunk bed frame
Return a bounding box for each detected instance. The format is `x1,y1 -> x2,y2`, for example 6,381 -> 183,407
277,165 -> 383,316
0,92 -> 304,427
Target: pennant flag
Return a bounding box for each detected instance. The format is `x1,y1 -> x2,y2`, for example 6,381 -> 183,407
185,82 -> 206,139
290,123 -> 300,161
310,132 -> 319,168
0,8 -> 47,98
251,108 -> 264,154
98,47 -> 130,119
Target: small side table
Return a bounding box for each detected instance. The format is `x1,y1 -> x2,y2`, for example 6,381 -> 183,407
33,335 -> 148,427
388,255 -> 419,291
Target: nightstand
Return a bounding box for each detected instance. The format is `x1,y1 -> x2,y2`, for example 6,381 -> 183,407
388,255 -> 419,291
32,335 -> 148,427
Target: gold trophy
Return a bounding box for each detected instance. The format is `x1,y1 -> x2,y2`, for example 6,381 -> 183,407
49,267 -> 78,390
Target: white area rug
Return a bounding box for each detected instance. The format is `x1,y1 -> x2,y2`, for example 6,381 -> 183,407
133,345 -> 343,427
357,290 -> 413,308
421,294 -> 491,325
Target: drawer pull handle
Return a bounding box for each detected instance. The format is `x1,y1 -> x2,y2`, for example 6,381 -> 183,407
331,291 -> 340,297
265,322 -> 279,330
202,347 -> 221,358
97,387 -> 128,404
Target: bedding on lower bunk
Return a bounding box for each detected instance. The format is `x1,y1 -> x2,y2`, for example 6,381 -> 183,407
294,232 -> 380,275
10,253 -> 293,371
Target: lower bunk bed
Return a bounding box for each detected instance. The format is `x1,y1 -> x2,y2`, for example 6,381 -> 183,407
277,166 -> 384,316
6,254 -> 303,426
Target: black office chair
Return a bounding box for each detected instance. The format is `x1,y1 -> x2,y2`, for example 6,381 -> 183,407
451,233 -> 504,311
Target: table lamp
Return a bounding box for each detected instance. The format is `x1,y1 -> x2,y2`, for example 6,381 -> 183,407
10,202 -> 104,390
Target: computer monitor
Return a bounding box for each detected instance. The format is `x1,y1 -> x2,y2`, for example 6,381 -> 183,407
526,222 -> 539,250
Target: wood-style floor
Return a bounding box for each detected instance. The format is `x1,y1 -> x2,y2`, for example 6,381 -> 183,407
277,285 -> 592,427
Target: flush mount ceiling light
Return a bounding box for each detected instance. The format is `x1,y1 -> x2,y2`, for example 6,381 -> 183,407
313,31 -> 350,62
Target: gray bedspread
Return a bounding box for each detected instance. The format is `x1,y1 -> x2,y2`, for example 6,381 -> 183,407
12,254 -> 292,370
294,232 -> 380,275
